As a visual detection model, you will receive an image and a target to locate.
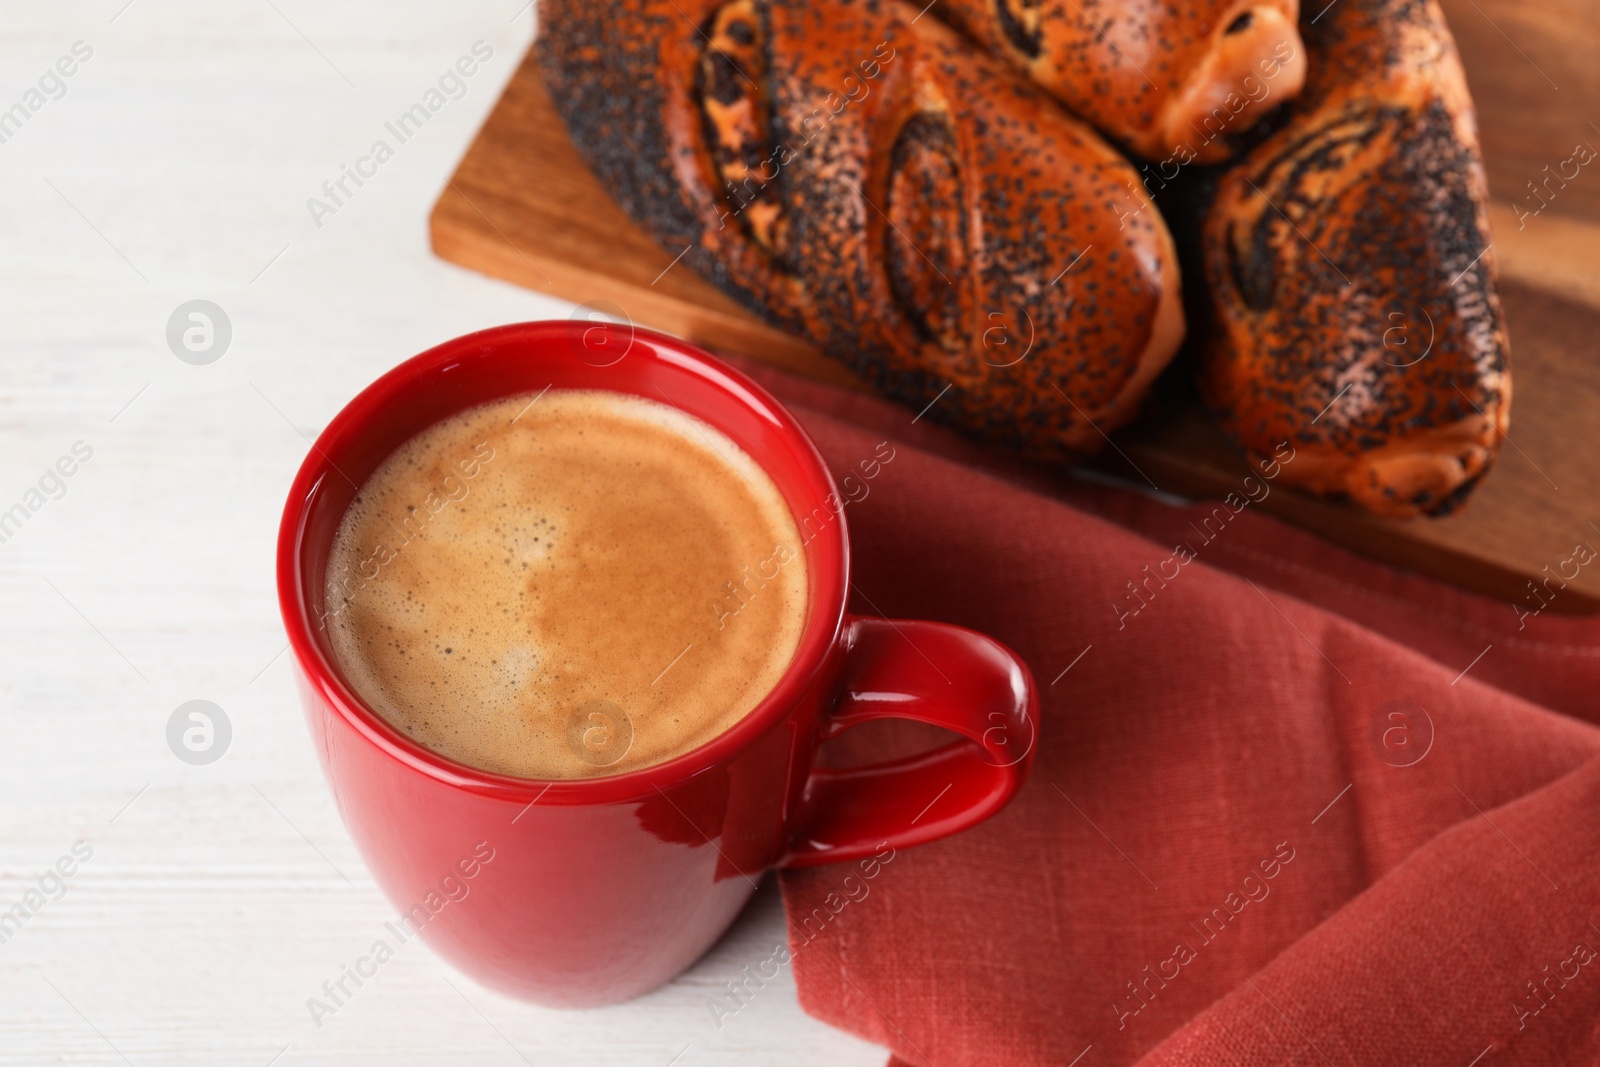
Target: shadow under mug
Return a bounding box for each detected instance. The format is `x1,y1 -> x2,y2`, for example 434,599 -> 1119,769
276,321 -> 1039,1007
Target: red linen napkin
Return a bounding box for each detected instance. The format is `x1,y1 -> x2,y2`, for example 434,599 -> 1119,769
743,362 -> 1600,1067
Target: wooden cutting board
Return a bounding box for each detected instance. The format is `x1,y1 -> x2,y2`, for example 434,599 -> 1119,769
429,32 -> 1600,616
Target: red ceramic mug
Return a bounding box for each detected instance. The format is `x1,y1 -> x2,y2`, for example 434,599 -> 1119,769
276,320 -> 1038,1007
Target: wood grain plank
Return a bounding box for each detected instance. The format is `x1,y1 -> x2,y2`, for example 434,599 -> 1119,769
1440,0 -> 1600,223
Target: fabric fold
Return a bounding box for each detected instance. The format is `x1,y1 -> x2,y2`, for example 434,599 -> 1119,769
746,363 -> 1600,1067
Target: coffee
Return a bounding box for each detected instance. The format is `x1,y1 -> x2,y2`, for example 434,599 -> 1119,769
322,389 -> 808,779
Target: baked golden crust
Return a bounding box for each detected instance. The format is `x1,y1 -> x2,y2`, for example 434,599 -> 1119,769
935,0 -> 1308,162
538,0 -> 1185,458
1197,0 -> 1509,517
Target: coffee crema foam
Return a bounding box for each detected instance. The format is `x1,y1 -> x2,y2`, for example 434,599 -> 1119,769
323,389 -> 808,780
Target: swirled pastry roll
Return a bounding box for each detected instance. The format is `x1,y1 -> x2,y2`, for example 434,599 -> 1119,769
1197,0 -> 1509,517
539,0 -> 1185,457
935,0 -> 1309,162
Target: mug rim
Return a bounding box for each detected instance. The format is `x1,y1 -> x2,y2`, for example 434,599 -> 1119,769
275,321 -> 851,805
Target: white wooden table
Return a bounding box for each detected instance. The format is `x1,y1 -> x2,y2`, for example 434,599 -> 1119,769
0,3 -> 882,1063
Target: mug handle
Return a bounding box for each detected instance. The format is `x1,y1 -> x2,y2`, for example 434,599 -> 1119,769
777,614 -> 1039,868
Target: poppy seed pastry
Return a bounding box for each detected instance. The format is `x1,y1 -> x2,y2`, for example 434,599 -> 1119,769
1196,0 -> 1509,517
934,0 -> 1309,163
537,0 -> 1186,458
